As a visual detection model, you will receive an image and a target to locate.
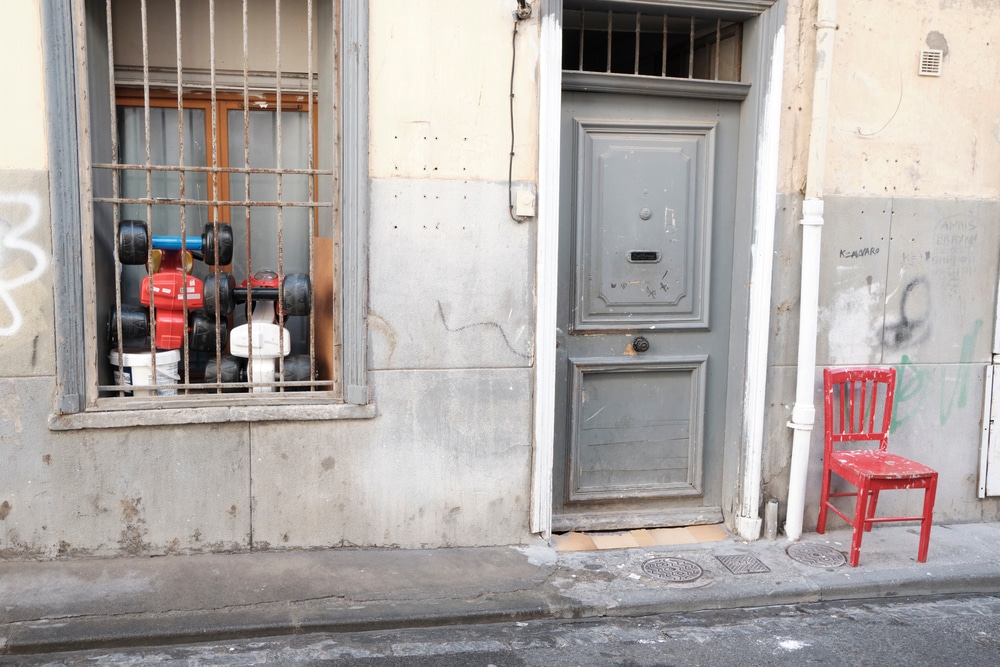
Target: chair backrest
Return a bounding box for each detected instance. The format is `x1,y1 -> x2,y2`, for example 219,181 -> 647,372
823,367 -> 895,456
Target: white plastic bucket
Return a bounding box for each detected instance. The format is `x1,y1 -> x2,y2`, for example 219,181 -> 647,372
109,349 -> 181,396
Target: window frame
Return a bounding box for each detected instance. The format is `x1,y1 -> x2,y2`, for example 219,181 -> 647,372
44,0 -> 371,429
113,88 -> 323,233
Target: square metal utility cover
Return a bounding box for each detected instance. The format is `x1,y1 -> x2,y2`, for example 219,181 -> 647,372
715,554 -> 770,575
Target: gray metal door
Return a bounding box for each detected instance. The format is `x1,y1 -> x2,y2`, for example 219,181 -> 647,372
553,90 -> 741,532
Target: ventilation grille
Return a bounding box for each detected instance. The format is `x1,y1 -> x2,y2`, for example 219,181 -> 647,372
919,49 -> 943,76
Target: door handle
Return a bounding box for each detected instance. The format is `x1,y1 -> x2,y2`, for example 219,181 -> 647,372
632,336 -> 650,353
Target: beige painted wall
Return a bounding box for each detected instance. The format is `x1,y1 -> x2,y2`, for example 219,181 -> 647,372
779,0 -> 1000,199
111,0 -> 542,183
368,0 -> 539,182
0,1 -> 53,371
0,0 -> 46,170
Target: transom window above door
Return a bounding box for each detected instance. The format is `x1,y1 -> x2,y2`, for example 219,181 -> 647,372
562,1 -> 743,82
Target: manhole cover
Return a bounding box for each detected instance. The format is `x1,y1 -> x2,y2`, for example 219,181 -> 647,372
716,554 -> 771,574
786,542 -> 847,568
641,557 -> 703,582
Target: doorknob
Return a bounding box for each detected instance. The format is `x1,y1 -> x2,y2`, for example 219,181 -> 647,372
632,336 -> 650,353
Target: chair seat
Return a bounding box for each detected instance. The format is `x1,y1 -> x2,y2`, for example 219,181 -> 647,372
830,450 -> 937,481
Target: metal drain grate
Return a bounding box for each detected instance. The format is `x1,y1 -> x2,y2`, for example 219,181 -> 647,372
641,557 -> 703,582
715,554 -> 770,574
786,542 -> 847,568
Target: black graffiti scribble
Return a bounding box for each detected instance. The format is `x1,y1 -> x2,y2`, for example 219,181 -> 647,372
881,277 -> 931,350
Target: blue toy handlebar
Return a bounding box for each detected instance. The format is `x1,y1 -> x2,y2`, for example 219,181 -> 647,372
152,235 -> 204,251
118,220 -> 233,266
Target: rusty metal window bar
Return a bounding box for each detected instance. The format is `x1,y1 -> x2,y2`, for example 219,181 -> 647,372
562,5 -> 742,82
93,0 -> 340,399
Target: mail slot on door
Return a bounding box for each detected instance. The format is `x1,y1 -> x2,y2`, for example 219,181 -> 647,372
627,250 -> 661,263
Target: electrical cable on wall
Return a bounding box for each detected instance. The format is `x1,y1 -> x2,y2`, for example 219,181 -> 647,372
508,1 -> 532,223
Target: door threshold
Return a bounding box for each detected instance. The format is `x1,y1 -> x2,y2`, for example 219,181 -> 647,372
552,506 -> 724,534
552,524 -> 730,552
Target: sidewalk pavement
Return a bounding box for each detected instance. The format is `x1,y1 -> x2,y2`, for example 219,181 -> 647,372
2,522 -> 999,656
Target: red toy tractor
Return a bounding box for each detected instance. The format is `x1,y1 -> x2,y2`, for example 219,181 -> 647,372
108,220 -> 233,353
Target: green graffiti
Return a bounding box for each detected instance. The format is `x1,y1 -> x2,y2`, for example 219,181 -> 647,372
939,318 -> 982,425
891,355 -> 932,433
890,318 -> 983,433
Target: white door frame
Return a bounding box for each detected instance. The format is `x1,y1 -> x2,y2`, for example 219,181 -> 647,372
531,0 -> 786,539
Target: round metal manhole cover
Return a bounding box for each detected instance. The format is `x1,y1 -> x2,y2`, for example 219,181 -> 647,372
786,542 -> 847,568
641,557 -> 704,582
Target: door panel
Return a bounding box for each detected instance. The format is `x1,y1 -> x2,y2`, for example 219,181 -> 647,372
573,120 -> 715,330
567,356 -> 707,502
554,90 -> 741,532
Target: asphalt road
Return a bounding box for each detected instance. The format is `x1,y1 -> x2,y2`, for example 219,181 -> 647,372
8,593 -> 1000,666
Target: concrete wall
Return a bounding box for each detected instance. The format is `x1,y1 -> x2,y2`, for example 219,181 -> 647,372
0,0 -> 540,559
765,195 -> 1000,527
767,0 -> 1000,528
6,0 -> 997,560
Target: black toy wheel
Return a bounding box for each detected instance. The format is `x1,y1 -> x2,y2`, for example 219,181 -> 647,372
281,273 -> 312,316
107,304 -> 149,347
188,309 -> 229,351
280,354 -> 313,387
203,272 -> 236,316
203,354 -> 244,386
202,223 -> 234,265
118,220 -> 149,265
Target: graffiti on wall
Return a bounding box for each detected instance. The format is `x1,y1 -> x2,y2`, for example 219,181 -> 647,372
891,318 -> 983,432
930,214 -> 977,288
881,276 -> 931,351
0,192 -> 48,336
885,212 -> 985,431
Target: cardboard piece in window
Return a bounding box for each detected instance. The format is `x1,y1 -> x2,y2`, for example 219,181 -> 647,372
313,236 -> 339,388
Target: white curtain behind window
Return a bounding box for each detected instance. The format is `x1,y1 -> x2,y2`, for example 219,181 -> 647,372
228,109 -> 312,280
117,106 -> 209,302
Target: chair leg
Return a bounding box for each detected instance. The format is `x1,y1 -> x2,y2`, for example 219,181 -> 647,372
917,475 -> 938,563
865,489 -> 880,532
849,480 -> 871,567
817,469 -> 832,534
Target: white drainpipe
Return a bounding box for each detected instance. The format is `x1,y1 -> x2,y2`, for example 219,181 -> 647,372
784,0 -> 837,541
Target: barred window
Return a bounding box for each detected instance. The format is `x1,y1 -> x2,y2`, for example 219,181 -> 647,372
47,0 -> 369,423
562,2 -> 743,82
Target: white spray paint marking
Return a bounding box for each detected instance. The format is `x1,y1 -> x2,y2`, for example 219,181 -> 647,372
0,192 -> 48,336
884,267 -> 908,302
820,282 -> 881,364
778,639 -> 809,651
663,207 -> 677,233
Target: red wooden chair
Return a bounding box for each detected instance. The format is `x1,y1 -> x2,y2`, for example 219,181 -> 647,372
817,367 -> 938,566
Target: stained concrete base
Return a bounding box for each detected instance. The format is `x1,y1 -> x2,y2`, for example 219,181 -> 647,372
2,522 -> 999,655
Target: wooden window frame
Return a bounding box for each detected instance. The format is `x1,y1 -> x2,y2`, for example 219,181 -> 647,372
114,88 -> 322,232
